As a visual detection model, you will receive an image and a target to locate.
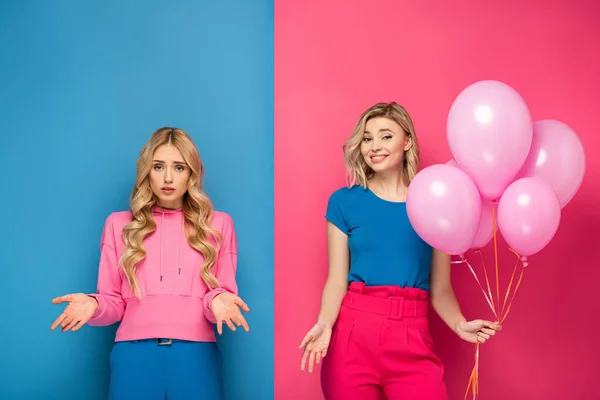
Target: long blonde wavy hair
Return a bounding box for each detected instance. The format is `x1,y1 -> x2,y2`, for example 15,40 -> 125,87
343,102 -> 420,188
120,127 -> 222,297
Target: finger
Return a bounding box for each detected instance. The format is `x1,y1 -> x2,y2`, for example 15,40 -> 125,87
321,348 -> 328,358
481,328 -> 496,336
477,331 -> 490,340
308,350 -> 316,373
477,335 -> 487,344
230,314 -> 242,327
217,320 -> 223,335
61,316 -> 75,332
52,295 -> 71,304
50,314 -> 67,331
225,319 -> 237,332
479,320 -> 498,329
235,313 -> 250,332
63,318 -> 79,332
71,319 -> 87,332
230,312 -> 246,329
234,297 -> 250,312
299,334 -> 314,349
300,349 -> 309,371
315,351 -> 322,365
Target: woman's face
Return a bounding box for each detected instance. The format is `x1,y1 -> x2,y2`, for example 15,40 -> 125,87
149,144 -> 191,209
360,117 -> 411,174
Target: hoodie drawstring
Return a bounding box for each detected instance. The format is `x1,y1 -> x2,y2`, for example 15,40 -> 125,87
178,219 -> 184,275
160,212 -> 164,281
159,209 -> 185,282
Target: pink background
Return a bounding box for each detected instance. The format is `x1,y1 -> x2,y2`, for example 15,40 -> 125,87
275,1 -> 600,399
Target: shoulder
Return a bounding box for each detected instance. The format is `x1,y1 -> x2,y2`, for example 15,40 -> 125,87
104,211 -> 133,229
210,210 -> 234,232
328,185 -> 367,204
100,211 -> 131,245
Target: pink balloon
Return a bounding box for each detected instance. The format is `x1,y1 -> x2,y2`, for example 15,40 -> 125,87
407,164 -> 481,255
447,80 -> 533,200
515,120 -> 586,208
471,197 -> 494,250
497,177 -> 561,257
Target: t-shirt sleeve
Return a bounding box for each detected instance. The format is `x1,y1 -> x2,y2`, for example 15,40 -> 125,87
325,190 -> 349,234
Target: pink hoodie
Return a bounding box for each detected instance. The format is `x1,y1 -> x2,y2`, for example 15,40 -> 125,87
87,206 -> 238,342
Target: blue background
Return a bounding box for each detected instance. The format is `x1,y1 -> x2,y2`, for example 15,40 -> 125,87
0,1 -> 273,399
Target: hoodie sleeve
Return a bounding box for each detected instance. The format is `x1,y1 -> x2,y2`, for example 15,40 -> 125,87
87,214 -> 126,326
203,213 -> 239,324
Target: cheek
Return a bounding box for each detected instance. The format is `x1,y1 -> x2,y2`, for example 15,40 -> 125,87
392,140 -> 407,156
149,171 -> 160,187
178,173 -> 190,191
360,144 -> 369,157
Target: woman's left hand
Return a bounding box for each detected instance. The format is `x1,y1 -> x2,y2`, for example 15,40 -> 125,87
210,292 -> 250,335
455,319 -> 502,344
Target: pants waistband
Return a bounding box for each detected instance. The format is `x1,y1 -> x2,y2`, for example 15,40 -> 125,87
119,338 -> 191,346
342,282 -> 429,320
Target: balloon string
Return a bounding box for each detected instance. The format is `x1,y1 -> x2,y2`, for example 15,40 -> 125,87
464,201 -> 501,400
476,343 -> 480,397
463,342 -> 480,400
455,256 -> 498,320
463,209 -> 527,400
491,201 -> 500,313
475,250 -> 497,317
500,259 -> 519,317
458,254 -> 493,400
500,249 -> 526,324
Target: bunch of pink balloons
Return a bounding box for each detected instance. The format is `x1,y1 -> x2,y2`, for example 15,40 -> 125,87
407,80 -> 586,260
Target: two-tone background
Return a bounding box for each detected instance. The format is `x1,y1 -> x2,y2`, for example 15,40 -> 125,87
1,1 -> 598,399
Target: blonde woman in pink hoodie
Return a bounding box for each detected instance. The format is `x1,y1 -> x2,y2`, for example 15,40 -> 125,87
50,127 -> 249,400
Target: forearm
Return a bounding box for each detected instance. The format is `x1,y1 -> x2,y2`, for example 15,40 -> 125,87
431,287 -> 466,333
317,278 -> 348,327
88,235 -> 125,326
87,293 -> 125,326
203,251 -> 239,323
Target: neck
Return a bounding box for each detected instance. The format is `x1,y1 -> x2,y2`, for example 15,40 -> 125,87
157,201 -> 183,210
368,168 -> 407,200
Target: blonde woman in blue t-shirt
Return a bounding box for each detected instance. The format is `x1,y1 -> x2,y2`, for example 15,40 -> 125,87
299,102 -> 502,400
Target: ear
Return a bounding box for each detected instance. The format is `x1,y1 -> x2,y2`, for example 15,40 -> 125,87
404,135 -> 413,152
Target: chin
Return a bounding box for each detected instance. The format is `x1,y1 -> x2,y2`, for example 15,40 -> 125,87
370,163 -> 389,171
371,163 -> 401,173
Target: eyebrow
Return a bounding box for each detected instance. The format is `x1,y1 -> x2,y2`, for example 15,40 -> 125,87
363,128 -> 395,134
152,159 -> 186,165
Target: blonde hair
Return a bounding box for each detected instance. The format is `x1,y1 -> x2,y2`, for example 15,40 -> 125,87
120,127 -> 222,297
343,102 -> 420,188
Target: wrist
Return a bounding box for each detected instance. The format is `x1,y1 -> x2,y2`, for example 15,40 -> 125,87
317,317 -> 334,328
87,295 -> 99,311
209,291 -> 228,308
452,316 -> 467,333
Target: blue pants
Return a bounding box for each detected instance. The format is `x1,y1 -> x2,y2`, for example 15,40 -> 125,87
108,339 -> 224,400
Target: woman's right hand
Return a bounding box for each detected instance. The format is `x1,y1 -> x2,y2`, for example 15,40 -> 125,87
299,322 -> 333,373
50,293 -> 99,332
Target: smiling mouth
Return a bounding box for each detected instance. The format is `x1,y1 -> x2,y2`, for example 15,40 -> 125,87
161,187 -> 175,193
370,155 -> 388,163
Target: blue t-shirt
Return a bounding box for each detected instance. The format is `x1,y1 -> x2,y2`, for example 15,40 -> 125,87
325,185 -> 433,291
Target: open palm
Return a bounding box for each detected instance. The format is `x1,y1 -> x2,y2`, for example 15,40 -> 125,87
50,293 -> 99,332
210,292 -> 250,335
299,322 -> 332,373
